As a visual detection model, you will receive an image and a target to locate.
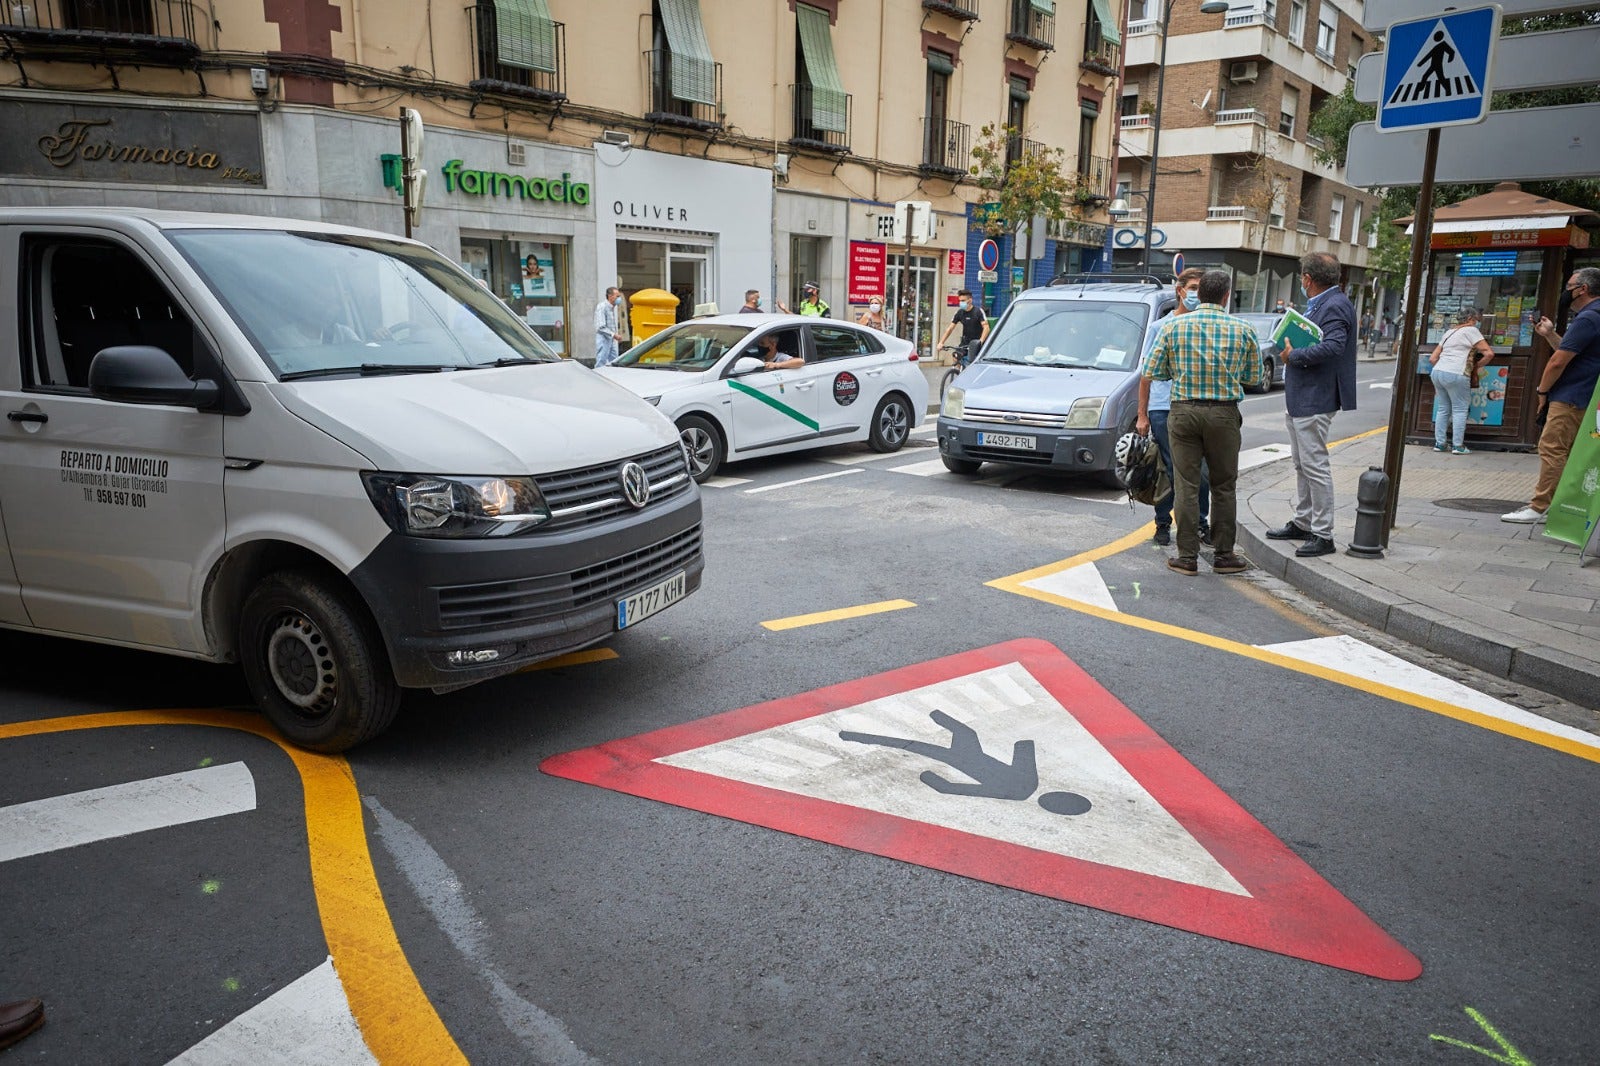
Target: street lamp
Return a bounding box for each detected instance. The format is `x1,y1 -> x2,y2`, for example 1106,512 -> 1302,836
1140,0 -> 1232,273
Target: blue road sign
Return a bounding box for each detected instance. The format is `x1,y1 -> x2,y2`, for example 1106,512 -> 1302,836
1377,5 -> 1500,132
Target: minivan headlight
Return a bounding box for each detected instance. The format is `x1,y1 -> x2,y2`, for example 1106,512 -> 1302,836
942,386 -> 965,420
362,473 -> 552,537
1065,397 -> 1106,428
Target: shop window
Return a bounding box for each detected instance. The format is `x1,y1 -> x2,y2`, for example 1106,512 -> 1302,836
24,238 -> 201,390
1426,250 -> 1545,350
460,236 -> 570,354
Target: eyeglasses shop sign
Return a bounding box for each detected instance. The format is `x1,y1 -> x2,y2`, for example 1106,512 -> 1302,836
0,100 -> 265,186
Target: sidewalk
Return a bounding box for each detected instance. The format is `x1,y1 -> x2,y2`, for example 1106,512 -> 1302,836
1237,434 -> 1600,711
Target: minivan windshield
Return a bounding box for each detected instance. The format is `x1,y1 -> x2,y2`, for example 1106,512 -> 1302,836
612,322 -> 753,372
979,300 -> 1149,373
169,229 -> 559,379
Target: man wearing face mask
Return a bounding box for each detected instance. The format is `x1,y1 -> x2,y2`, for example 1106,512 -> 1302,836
739,289 -> 765,314
1503,267 -> 1600,524
1137,268 -> 1211,547
938,289 -> 989,365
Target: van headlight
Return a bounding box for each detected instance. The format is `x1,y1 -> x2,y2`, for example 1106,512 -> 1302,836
362,473 -> 553,537
1065,397 -> 1106,428
941,386 -> 965,420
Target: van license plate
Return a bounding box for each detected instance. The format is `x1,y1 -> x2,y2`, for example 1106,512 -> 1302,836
977,432 -> 1037,450
616,571 -> 687,630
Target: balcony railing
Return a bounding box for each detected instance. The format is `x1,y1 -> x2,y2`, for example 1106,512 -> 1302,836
1296,217 -> 1319,235
1224,3 -> 1275,29
1215,107 -> 1265,125
790,83 -> 851,154
1007,0 -> 1055,50
1076,152 -> 1111,191
1005,134 -> 1046,170
468,7 -> 567,104
1081,38 -> 1120,75
1109,206 -> 1146,222
922,0 -> 980,20
1207,205 -> 1259,221
0,0 -> 200,64
1306,132 -> 1327,151
1120,113 -> 1153,129
923,117 -> 970,175
643,48 -> 722,131
1314,45 -> 1335,64
1126,18 -> 1161,36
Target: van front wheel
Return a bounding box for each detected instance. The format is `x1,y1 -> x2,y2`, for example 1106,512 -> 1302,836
239,571 -> 401,753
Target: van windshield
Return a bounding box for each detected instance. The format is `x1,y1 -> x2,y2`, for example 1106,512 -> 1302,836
169,229 -> 559,379
980,301 -> 1149,373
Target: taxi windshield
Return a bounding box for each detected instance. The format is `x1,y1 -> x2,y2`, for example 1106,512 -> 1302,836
169,229 -> 559,379
981,301 -> 1149,372
612,322 -> 754,372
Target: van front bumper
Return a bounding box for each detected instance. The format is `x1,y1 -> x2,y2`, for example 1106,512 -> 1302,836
347,491 -> 703,689
936,416 -> 1119,472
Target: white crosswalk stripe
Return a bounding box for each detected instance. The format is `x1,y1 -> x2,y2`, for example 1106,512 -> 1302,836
167,958 -> 376,1065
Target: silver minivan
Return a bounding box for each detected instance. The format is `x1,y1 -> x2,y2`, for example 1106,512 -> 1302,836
0,209 -> 702,751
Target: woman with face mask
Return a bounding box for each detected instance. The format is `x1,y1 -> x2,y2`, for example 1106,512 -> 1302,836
857,298 -> 886,331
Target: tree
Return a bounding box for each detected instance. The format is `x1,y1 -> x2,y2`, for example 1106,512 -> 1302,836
1231,134 -> 1292,311
968,123 -> 1084,239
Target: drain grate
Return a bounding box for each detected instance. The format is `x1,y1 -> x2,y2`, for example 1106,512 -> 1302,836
1434,498 -> 1525,513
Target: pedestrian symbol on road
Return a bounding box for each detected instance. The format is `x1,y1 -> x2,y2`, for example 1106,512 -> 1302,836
840,708 -> 1092,814
542,639 -> 1423,980
1377,5 -> 1499,133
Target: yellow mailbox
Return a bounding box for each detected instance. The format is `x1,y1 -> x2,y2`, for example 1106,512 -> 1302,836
628,288 -> 680,352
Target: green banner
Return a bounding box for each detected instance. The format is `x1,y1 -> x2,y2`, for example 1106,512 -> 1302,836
1543,375 -> 1600,549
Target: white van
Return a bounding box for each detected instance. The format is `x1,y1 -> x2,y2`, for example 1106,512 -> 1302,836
0,209 -> 702,751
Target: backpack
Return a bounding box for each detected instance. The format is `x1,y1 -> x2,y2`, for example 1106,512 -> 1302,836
1113,431 -> 1171,507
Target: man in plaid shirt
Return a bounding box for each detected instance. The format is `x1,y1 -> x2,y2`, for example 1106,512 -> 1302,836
1143,269 -> 1259,575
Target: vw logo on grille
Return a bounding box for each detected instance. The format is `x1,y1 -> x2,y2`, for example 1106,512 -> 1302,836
619,461 -> 651,509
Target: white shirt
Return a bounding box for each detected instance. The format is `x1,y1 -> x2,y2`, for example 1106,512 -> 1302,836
1433,325 -> 1483,376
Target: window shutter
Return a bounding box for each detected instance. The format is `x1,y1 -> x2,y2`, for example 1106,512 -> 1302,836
1090,0 -> 1121,45
491,0 -> 557,74
796,4 -> 847,133
659,0 -> 718,106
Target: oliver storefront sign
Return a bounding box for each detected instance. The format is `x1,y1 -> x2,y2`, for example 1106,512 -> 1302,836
0,100 -> 264,186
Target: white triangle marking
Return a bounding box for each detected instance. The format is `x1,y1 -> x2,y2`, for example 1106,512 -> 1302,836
1021,561 -> 1121,613
660,662 -> 1249,894
1387,20 -> 1480,106
167,958 -> 376,1065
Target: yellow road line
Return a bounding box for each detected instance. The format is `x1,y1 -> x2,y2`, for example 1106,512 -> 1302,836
762,599 -> 918,631
518,647 -> 619,673
0,711 -> 466,1065
987,557 -> 1600,766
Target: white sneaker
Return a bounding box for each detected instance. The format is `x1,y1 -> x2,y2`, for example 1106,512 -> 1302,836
1500,506 -> 1546,524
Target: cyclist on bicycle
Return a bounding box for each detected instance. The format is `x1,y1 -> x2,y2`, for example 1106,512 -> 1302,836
938,289 -> 989,367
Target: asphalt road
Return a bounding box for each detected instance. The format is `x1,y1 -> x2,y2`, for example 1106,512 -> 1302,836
5,360 -> 1599,1064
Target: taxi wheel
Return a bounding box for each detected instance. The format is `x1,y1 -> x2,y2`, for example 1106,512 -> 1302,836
239,570 -> 401,753
677,415 -> 724,483
868,393 -> 912,453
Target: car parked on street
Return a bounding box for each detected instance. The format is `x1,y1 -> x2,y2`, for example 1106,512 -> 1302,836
936,277 -> 1175,484
1235,312 -> 1287,393
598,314 -> 926,482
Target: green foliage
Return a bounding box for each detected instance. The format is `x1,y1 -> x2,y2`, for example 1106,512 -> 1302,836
1308,84 -> 1373,168
968,123 -> 1085,237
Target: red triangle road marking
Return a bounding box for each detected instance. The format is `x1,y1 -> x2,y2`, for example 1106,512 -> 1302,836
541,638 -> 1422,980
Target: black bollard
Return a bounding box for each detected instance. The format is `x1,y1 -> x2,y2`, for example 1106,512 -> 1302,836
1347,466 -> 1388,559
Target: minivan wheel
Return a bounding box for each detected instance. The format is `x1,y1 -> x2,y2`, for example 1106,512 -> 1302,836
239,571 -> 400,753
942,455 -> 982,475
677,415 -> 724,483
869,394 -> 912,452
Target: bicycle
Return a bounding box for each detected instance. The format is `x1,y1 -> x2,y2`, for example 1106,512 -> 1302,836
937,341 -> 980,400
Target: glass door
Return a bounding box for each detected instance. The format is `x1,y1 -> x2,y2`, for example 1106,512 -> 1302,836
668,246 -> 711,321
887,253 -> 938,355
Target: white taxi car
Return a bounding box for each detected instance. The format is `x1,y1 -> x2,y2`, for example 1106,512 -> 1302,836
597,314 -> 927,482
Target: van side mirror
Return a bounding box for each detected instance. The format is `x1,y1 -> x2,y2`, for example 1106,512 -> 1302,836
88,346 -> 220,409
731,356 -> 766,376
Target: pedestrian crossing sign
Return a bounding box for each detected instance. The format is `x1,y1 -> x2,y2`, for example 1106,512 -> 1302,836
1377,5 -> 1500,132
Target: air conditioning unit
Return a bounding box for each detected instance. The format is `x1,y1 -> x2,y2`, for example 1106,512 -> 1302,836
1229,61 -> 1259,84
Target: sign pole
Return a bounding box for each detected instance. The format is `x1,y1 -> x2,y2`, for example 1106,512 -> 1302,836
1380,126 -> 1439,545
399,111 -> 413,240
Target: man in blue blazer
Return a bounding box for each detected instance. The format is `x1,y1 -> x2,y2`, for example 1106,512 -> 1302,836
1267,252 -> 1358,557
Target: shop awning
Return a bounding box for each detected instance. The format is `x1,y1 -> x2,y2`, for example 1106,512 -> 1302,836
659,0 -> 718,107
1091,0 -> 1121,45
490,0 -> 557,74
796,4 -> 847,133
1406,215 -> 1574,235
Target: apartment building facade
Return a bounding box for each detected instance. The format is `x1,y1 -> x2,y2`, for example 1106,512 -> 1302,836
1113,0 -> 1379,313
0,0 -> 1126,357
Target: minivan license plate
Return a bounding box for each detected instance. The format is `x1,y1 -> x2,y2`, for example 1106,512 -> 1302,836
616,571 -> 687,629
977,431 -> 1037,451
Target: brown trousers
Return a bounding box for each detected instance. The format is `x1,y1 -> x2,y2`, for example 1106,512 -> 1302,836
1531,401 -> 1583,512
1168,401 -> 1242,560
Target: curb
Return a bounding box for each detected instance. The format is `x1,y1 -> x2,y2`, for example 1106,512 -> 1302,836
1237,522 -> 1599,711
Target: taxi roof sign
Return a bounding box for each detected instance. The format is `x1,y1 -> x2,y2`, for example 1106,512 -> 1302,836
1377,5 -> 1500,133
